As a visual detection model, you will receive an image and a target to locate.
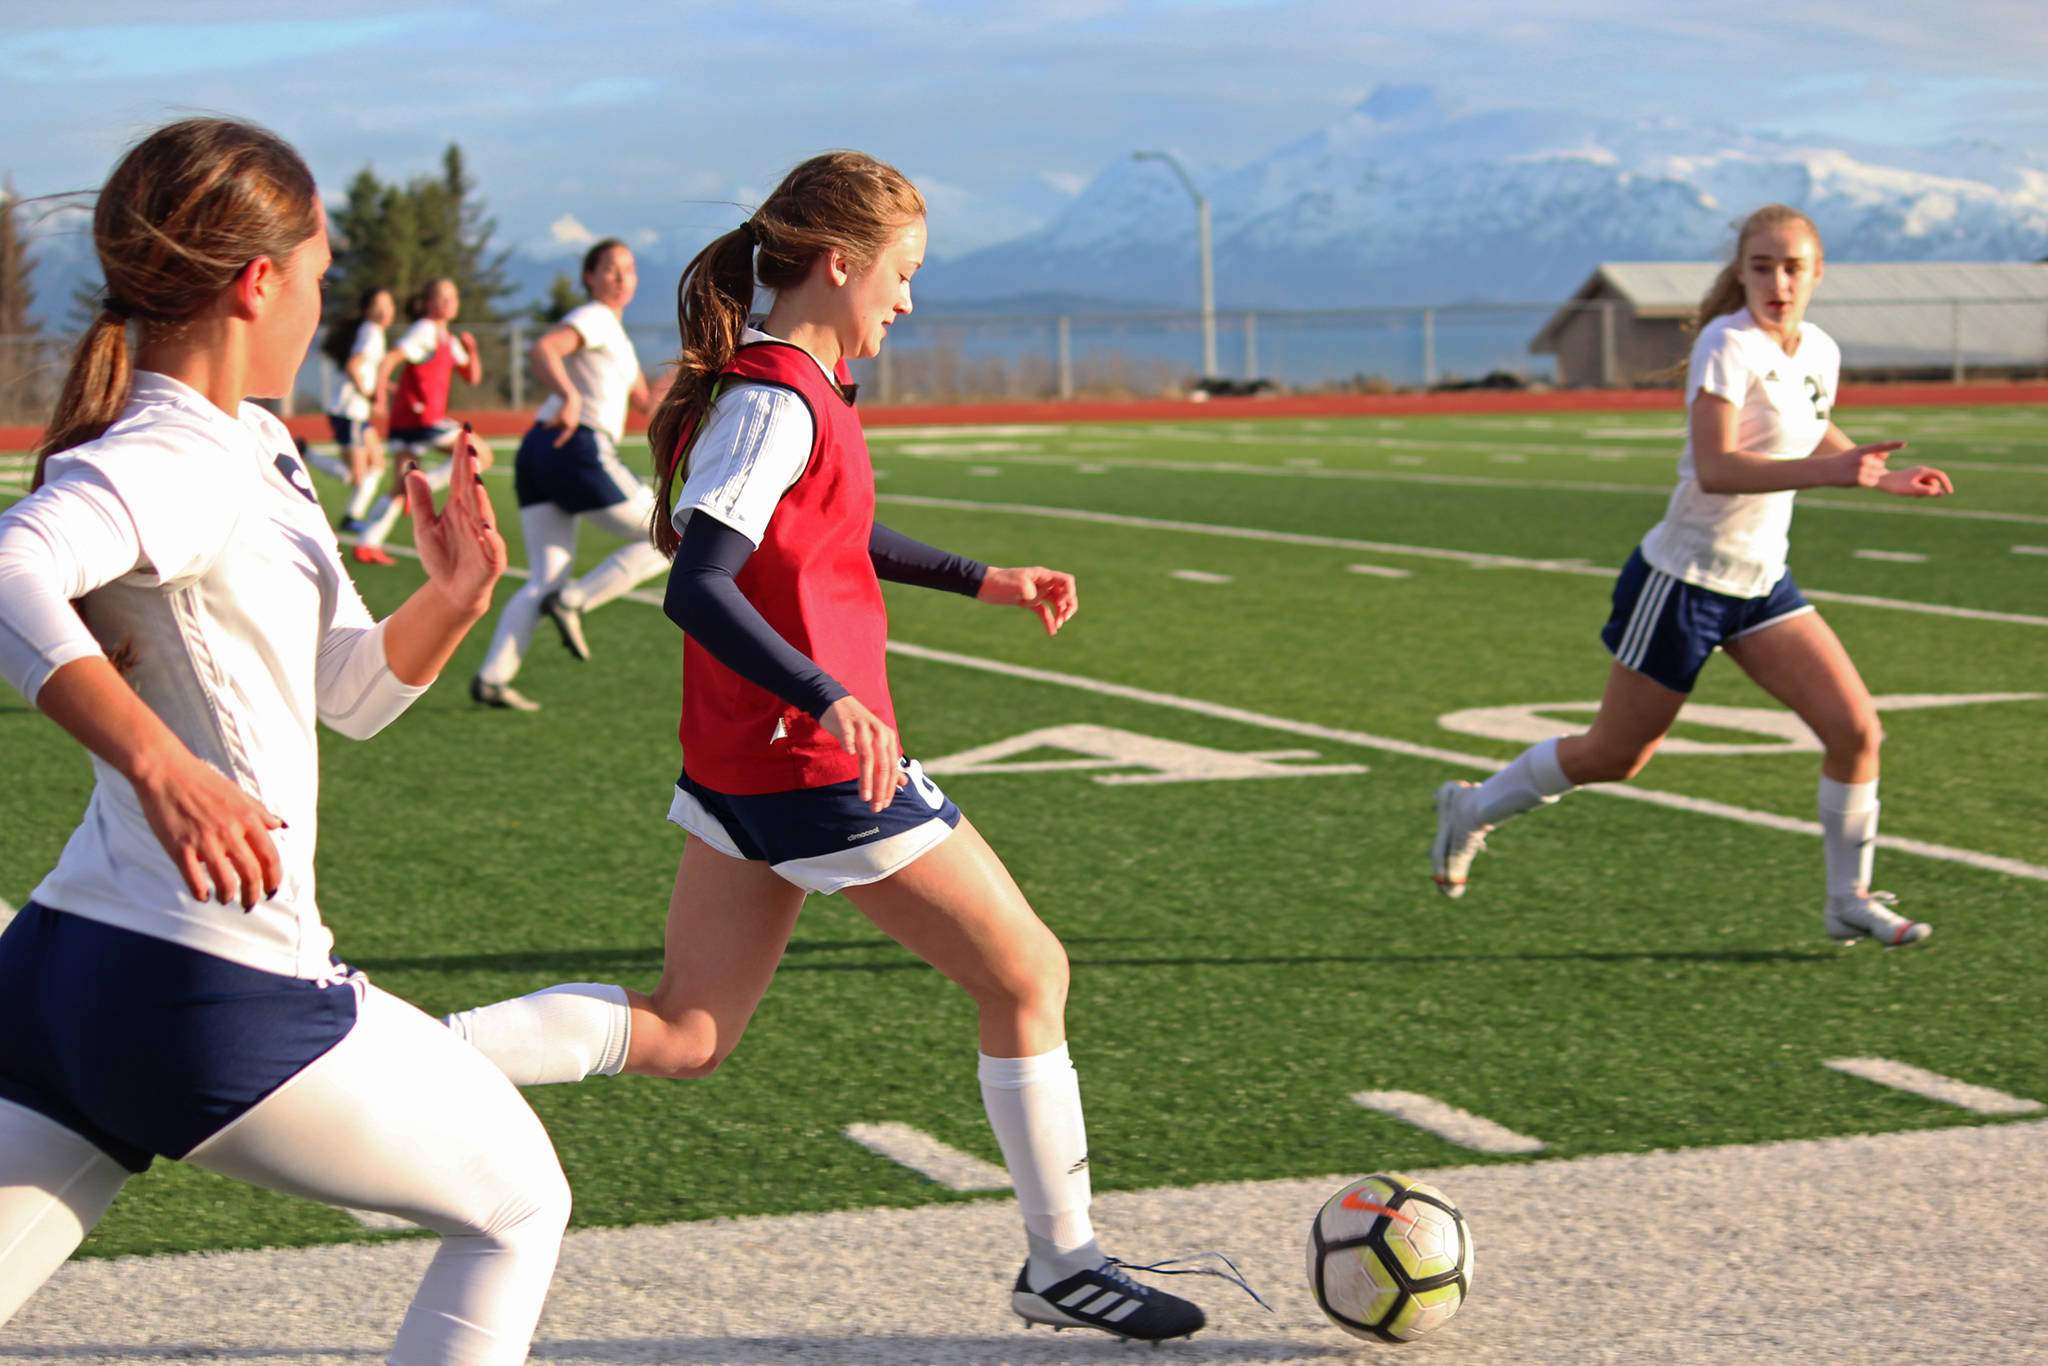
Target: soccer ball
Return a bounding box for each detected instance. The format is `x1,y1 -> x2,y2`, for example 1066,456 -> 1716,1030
1306,1172 -> 1474,1342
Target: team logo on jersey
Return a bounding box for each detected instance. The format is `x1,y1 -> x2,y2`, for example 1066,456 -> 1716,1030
274,453 -> 318,504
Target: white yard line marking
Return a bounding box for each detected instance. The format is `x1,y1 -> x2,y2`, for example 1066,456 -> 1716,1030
884,641 -> 2048,884
1350,1091 -> 1547,1154
878,494 -> 2048,628
1171,569 -> 1233,583
1822,1059 -> 2044,1116
1854,550 -> 1931,563
842,1122 -> 1011,1191
341,1208 -> 419,1232
2015,545 -> 2048,556
1489,453 -> 1528,463
1347,563 -> 1414,579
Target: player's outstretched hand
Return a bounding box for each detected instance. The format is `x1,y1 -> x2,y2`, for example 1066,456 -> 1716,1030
133,745 -> 283,910
821,695 -> 907,812
408,425 -> 507,619
1831,440 -> 1908,488
1875,464 -> 1953,498
977,565 -> 1078,635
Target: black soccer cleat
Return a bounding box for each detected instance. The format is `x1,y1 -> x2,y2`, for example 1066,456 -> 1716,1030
1012,1259 -> 1205,1342
540,590 -> 590,661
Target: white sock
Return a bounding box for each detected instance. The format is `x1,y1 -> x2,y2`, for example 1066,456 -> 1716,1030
444,983 -> 631,1086
1468,736 -> 1573,826
566,541 -> 666,613
345,477 -> 378,520
978,1044 -> 1100,1289
359,493 -> 404,548
1818,777 -> 1879,900
304,451 -> 351,483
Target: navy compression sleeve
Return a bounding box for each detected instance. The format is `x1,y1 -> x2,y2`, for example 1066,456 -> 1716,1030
662,514 -> 848,719
868,522 -> 988,596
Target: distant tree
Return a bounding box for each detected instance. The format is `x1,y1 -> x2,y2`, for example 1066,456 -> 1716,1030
530,272 -> 582,325
326,144 -> 516,324
0,177 -> 36,337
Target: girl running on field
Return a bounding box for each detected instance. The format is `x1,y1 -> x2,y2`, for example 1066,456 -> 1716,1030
352,275 -> 487,565
445,152 -> 1212,1341
1429,203 -> 1952,946
470,237 -> 670,710
0,118 -> 569,1363
315,284 -> 393,532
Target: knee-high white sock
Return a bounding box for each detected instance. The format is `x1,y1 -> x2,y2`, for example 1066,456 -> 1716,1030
444,983 -> 630,1086
1818,777 -> 1879,899
304,451 -> 352,483
1468,736 -> 1573,826
979,1044 -> 1101,1288
359,493 -> 405,548
564,541 -> 666,613
345,476 -> 379,520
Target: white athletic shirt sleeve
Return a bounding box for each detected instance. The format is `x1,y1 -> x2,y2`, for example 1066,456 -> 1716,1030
670,330 -> 833,546
395,319 -> 469,367
0,476 -> 144,703
1637,309 -> 1841,597
13,372 -> 430,979
533,302 -> 641,444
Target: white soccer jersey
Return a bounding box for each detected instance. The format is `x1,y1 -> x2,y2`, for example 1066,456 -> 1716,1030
534,302 -> 642,444
0,373 -> 427,979
1638,309 -> 1842,598
326,320 -> 386,422
393,318 -> 470,367
670,327 -> 830,547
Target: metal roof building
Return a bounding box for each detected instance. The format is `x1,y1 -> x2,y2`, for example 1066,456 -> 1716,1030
1529,262 -> 2048,387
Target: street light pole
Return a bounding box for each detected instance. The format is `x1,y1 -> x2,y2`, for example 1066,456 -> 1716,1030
1133,150 -> 1217,381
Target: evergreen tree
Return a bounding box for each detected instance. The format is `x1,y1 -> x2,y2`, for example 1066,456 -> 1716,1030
0,177 -> 37,337
326,145 -> 515,324
530,272 -> 583,325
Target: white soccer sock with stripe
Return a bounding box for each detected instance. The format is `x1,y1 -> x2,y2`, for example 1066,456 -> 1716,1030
443,983 -> 631,1086
567,541 -> 666,613
1467,736 -> 1573,826
978,1043 -> 1102,1290
1818,777 -> 1879,899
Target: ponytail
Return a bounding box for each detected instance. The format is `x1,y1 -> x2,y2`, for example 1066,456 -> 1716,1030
34,309 -> 133,488
646,226 -> 758,557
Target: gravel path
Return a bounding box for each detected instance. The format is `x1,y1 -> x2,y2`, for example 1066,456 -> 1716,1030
6,1117 -> 2046,1365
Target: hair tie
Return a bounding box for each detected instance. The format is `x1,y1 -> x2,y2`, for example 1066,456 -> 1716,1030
737,219 -> 758,247
101,296 -> 135,320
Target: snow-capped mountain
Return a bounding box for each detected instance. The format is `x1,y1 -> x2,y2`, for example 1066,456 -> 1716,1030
926,85 -> 2048,308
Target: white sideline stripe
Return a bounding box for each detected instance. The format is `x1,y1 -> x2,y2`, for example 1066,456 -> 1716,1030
842,1122 -> 1011,1191
1170,569 -> 1233,583
1822,1059 -> 2044,1116
2015,545 -> 2048,556
1853,549 -> 1930,563
0,895 -> 13,931
884,640 -> 2048,884
341,1208 -> 418,1232
1347,562 -> 1413,578
1351,1090 -> 1547,1154
878,494 -> 2048,629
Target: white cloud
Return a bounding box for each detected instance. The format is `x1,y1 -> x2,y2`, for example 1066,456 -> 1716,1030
549,214 -> 595,246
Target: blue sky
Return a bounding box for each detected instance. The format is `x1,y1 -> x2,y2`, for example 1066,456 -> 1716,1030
4,0 -> 2046,271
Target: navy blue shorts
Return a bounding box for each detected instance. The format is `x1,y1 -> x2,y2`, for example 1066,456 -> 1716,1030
327,414 -> 369,448
389,420 -> 460,453
0,903 -> 360,1172
1599,547 -> 1813,693
514,423 -> 647,513
668,758 -> 963,895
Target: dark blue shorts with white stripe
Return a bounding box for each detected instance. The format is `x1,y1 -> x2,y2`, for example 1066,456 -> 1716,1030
1598,546 -> 1812,693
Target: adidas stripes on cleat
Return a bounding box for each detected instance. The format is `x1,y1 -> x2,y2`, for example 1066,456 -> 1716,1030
1430,780 -> 1490,899
1824,890 -> 1930,947
1012,1259 -> 1206,1342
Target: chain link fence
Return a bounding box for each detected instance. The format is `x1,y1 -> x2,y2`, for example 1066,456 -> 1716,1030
4,296 -> 2043,425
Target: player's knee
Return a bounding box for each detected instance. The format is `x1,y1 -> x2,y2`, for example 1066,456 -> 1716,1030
1827,711 -> 1883,766
633,1018 -> 732,1080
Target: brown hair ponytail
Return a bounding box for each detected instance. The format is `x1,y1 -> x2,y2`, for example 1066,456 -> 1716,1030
34,118 -> 318,486
646,151 -> 926,556
1690,203 -> 1821,336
